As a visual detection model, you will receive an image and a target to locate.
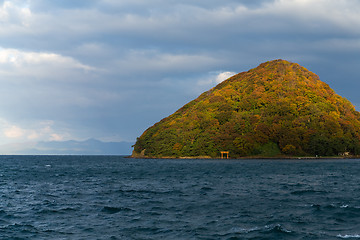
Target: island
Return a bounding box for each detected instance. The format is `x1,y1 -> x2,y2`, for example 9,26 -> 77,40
132,59 -> 360,159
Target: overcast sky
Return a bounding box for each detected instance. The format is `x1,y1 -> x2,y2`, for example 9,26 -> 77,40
0,0 -> 359,148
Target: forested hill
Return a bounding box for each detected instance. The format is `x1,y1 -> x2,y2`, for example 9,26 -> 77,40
133,59 -> 360,158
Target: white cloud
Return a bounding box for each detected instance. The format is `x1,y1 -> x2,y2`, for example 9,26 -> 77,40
0,47 -> 96,79
4,125 -> 24,138
75,42 -> 111,58
259,0 -> 360,33
27,131 -> 39,140
195,71 -> 237,91
0,1 -> 31,26
215,71 -> 236,84
0,118 -> 71,143
49,133 -> 64,141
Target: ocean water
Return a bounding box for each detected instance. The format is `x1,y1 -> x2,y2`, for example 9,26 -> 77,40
0,156 -> 360,239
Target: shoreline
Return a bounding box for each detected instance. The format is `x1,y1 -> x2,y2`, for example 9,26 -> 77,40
128,155 -> 360,160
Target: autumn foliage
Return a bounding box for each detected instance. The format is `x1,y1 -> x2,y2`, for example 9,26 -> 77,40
133,60 -> 360,158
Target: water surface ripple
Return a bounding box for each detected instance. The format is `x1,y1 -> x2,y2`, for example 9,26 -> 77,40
0,156 -> 359,239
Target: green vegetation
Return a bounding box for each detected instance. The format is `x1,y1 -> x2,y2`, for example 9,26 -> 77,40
133,60 -> 360,158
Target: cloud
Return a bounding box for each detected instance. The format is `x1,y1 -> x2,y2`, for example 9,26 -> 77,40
0,1 -> 31,26
2,1 -> 359,65
215,71 -> 236,84
4,125 -> 24,138
0,0 -> 358,148
112,50 -> 221,77
0,47 -> 95,78
2,0 -> 360,45
49,133 -> 64,141
312,38 -> 360,53
195,71 -> 237,91
94,0 -> 360,38
0,118 -> 71,143
266,0 -> 360,28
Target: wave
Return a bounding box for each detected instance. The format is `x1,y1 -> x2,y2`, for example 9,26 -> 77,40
0,223 -> 39,234
339,205 -> 360,211
101,206 -> 134,214
309,203 -> 360,209
116,188 -> 183,195
38,207 -> 78,215
229,226 -> 260,234
221,224 -> 293,238
291,189 -> 329,195
0,210 -> 11,219
200,186 -> 214,191
1,155 -> 360,239
263,224 -> 292,234
337,234 -> 360,239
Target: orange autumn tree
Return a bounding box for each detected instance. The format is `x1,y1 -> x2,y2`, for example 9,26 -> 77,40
133,60 -> 360,158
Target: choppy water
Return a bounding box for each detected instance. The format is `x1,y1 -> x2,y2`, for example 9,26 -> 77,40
0,156 -> 360,239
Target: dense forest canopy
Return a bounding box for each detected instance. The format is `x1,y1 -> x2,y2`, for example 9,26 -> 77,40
133,60 -> 360,158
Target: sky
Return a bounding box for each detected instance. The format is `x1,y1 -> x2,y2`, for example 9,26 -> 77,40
0,0 -> 359,152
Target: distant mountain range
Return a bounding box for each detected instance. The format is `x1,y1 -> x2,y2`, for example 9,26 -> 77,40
0,139 -> 134,155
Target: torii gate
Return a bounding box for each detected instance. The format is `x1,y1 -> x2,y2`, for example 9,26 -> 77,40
221,151 -> 229,159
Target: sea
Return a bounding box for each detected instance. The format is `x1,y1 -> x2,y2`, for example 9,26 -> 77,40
0,156 -> 360,240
